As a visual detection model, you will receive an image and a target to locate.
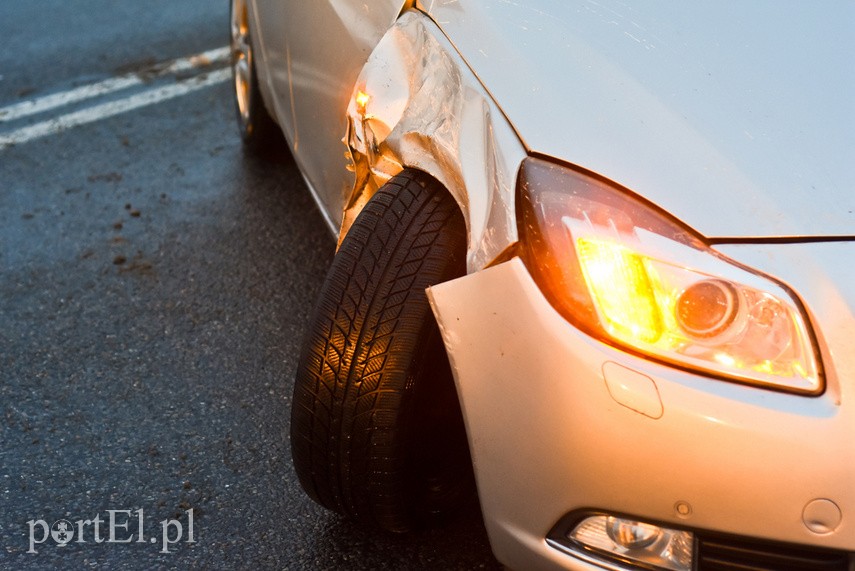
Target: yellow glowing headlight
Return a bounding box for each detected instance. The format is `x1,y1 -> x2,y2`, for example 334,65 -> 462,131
575,238 -> 662,344
518,157 -> 821,394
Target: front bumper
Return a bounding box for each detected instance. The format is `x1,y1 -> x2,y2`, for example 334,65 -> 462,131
427,255 -> 854,571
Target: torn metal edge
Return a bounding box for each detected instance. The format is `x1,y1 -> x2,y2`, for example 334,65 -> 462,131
339,10 -> 528,271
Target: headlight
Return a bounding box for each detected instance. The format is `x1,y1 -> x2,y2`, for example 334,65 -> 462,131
517,157 -> 822,394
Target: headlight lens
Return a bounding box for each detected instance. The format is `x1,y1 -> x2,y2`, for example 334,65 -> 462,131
518,157 -> 821,394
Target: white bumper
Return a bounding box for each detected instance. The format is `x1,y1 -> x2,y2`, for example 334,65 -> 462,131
427,252 -> 854,571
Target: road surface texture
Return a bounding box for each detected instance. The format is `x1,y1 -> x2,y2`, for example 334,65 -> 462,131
0,2 -> 500,569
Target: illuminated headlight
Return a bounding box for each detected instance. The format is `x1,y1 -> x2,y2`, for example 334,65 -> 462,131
517,157 -> 822,394
563,514 -> 694,571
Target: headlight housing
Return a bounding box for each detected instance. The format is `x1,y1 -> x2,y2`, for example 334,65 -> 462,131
517,157 -> 822,394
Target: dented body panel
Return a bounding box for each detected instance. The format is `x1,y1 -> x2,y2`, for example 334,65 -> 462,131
250,0 -> 407,230
250,6 -> 527,269
342,11 -> 526,269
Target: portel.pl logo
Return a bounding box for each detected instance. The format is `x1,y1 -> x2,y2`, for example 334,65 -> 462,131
27,509 -> 195,554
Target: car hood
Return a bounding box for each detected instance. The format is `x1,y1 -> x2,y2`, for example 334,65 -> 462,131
422,0 -> 855,240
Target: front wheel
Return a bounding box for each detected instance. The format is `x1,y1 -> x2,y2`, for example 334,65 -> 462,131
290,170 -> 474,532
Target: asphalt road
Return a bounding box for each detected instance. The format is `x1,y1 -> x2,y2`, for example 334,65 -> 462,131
0,2 -> 500,569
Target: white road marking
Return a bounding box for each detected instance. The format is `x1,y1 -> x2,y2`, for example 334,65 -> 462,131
1,74 -> 141,122
0,46 -> 230,123
0,68 -> 230,148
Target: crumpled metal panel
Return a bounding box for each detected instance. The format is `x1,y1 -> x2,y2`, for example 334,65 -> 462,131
341,10 -> 527,271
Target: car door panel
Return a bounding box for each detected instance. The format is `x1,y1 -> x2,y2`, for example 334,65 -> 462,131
252,1 -> 409,225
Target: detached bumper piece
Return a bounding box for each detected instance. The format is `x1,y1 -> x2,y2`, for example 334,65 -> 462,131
548,512 -> 854,571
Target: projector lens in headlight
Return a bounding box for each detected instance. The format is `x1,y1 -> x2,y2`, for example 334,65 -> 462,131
675,279 -> 739,339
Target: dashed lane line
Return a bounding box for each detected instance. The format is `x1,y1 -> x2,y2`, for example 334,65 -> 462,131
0,46 -> 230,123
0,68 -> 230,149
0,48 -> 231,149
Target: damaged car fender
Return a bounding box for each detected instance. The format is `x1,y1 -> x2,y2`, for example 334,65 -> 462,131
341,10 -> 528,271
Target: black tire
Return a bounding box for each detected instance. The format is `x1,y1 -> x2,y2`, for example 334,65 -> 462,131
229,0 -> 277,150
290,170 -> 473,532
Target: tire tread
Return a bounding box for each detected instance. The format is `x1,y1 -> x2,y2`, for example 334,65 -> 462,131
290,171 -> 466,531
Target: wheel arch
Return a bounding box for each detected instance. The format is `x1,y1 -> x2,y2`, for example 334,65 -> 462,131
339,9 -> 528,273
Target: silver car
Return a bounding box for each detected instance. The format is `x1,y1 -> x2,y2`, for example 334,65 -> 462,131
229,1 -> 855,569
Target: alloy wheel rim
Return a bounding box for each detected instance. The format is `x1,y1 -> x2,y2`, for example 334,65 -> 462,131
230,0 -> 252,125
